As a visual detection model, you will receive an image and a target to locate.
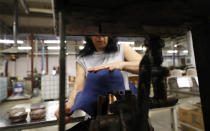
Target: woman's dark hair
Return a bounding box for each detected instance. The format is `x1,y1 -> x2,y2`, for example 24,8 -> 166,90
79,36 -> 118,57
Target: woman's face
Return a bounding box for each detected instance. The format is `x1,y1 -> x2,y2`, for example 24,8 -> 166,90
91,36 -> 108,51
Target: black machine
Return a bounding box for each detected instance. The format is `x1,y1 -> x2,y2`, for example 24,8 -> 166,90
53,1 -> 210,131
88,36 -> 178,131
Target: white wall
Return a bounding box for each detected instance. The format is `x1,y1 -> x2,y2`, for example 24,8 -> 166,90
8,55 -> 76,77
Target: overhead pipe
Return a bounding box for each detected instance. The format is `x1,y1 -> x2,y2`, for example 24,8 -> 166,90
171,40 -> 176,67
51,0 -> 58,36
19,0 -> 29,14
45,45 -> 49,74
31,33 -> 34,89
13,0 -> 18,47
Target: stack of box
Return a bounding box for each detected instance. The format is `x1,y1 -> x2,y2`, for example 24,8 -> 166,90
41,75 -> 72,100
0,77 -> 8,102
178,103 -> 204,131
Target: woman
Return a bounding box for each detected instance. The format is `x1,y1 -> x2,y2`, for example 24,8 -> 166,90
55,36 -> 142,130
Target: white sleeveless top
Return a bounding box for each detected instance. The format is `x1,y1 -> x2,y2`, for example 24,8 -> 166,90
76,44 -> 129,90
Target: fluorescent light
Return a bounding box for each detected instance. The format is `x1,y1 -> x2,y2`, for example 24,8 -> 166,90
118,41 -> 135,45
133,46 -> 146,51
167,50 -> 178,54
182,50 -> 188,54
0,39 -> 23,44
44,40 -> 60,44
79,46 -> 84,50
47,46 -> 60,50
17,40 -> 24,44
18,46 -> 32,50
29,8 -> 53,14
44,40 -> 67,44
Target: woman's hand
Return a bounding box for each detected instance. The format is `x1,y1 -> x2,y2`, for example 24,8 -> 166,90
88,62 -> 125,72
55,101 -> 73,123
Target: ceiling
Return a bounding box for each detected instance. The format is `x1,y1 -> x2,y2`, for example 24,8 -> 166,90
0,0 -> 53,34
1,0 -> 209,37
0,0 -> 196,55
54,0 -> 210,37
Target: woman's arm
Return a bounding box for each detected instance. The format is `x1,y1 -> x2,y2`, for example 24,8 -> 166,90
122,44 -> 142,74
88,44 -> 142,74
55,63 -> 86,121
66,63 -> 86,107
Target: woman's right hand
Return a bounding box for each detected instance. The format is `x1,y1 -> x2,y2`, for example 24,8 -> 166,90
55,102 -> 72,123
55,63 -> 85,122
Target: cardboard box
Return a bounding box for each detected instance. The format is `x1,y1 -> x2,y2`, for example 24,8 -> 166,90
178,104 -> 204,131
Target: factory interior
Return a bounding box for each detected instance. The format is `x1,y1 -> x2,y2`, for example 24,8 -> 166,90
0,0 -> 209,131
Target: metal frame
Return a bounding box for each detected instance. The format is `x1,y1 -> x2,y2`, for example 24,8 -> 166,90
13,0 -> 18,47
53,1 -> 210,131
0,101 -> 84,131
0,118 -> 84,131
58,9 -> 66,131
150,105 -> 178,131
192,24 -> 210,131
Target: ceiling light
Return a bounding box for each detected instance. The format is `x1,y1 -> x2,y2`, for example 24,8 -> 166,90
0,39 -> 23,44
133,46 -> 146,51
182,50 -> 188,54
47,46 -> 60,50
44,40 -> 60,44
18,46 -> 32,50
29,8 -> 53,14
167,50 -> 178,54
83,41 -> 86,44
44,40 -> 67,44
118,41 -> 135,45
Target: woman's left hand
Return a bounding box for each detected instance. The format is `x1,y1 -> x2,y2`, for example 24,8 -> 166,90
88,62 -> 125,72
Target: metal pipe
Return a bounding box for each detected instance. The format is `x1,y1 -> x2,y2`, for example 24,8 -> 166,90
13,0 -> 18,47
58,11 -> 66,131
186,31 -> 196,67
19,0 -> 29,14
171,40 -> 176,67
51,0 -> 58,36
45,45 -> 49,74
31,33 -> 34,90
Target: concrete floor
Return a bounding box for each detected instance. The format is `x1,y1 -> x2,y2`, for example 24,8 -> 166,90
0,92 -> 201,131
